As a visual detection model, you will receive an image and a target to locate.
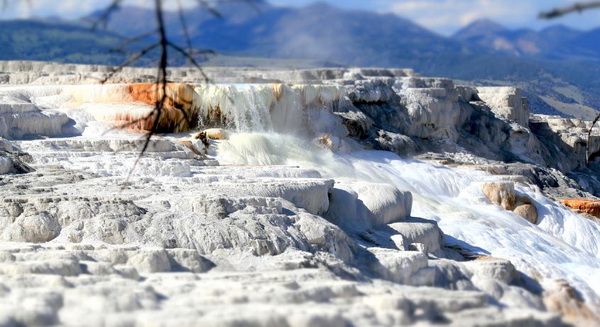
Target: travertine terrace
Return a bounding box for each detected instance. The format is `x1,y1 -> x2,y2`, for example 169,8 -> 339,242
0,61 -> 599,326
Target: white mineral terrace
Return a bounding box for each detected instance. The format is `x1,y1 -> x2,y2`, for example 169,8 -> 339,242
0,64 -> 599,326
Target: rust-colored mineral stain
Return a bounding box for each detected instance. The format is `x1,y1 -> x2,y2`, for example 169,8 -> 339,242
561,198 -> 600,218
474,255 -> 494,261
272,83 -> 284,100
121,83 -> 198,133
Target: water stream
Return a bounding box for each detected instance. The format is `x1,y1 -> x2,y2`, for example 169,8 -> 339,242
208,84 -> 600,306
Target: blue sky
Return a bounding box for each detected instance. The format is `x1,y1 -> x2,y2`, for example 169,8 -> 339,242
1,0 -> 600,35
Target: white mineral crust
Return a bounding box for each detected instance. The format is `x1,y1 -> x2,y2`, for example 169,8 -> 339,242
0,62 -> 598,326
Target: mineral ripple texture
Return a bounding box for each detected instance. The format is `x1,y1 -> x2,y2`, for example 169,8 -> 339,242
0,61 -> 599,326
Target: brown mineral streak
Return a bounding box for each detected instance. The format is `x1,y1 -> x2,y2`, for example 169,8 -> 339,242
272,83 -> 284,100
561,199 -> 600,218
125,83 -> 198,133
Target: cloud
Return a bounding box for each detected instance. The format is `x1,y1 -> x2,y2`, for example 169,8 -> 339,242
1,0 -> 600,34
0,0 -> 198,19
389,0 -> 539,34
387,0 -> 600,35
0,0 -> 109,19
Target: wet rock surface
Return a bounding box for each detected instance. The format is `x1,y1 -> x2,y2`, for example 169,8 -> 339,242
0,63 -> 599,325
0,136 -> 576,326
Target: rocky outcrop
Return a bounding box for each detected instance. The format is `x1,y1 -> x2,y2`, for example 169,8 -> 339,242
481,182 -> 538,223
476,162 -> 592,199
388,218 -> 445,256
513,203 -> 538,224
367,248 -> 431,285
326,182 -> 412,233
542,279 -> 600,325
200,128 -> 229,140
1,62 -> 598,184
0,135 -> 569,326
1,62 -> 598,326
0,61 -> 417,85
482,182 -> 517,210
477,87 -> 530,127
0,138 -> 33,174
530,115 -> 600,172
0,92 -> 74,139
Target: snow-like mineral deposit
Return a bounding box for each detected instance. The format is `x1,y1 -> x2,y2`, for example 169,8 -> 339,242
0,61 -> 599,326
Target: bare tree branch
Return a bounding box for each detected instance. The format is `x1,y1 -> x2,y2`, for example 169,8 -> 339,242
168,41 -> 211,83
113,30 -> 159,53
197,0 -> 223,18
95,0 -> 226,182
3,0 -> 261,180
539,1 -> 600,19
92,0 -> 123,30
124,0 -> 170,184
101,43 -> 160,83
586,115 -> 600,163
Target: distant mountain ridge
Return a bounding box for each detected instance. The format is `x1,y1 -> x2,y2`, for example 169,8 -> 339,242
1,1 -> 599,118
0,20 -> 128,65
87,2 -> 470,65
452,19 -> 600,61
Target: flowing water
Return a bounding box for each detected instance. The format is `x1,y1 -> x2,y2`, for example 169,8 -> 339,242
208,84 -> 600,307
4,82 -> 600,306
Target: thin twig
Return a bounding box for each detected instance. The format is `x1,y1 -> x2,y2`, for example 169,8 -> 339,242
586,114 -> 600,163
101,43 -> 160,83
92,0 -> 123,30
197,0 -> 223,18
168,41 -> 211,83
539,1 -> 600,19
114,29 -> 158,51
124,0 -> 169,185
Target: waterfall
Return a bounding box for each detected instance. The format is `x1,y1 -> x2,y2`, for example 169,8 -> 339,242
3,81 -> 600,307
205,84 -> 600,309
194,83 -> 347,137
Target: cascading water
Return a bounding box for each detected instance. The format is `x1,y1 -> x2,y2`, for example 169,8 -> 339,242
206,83 -> 600,308
3,81 -> 600,307
195,84 -> 348,137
